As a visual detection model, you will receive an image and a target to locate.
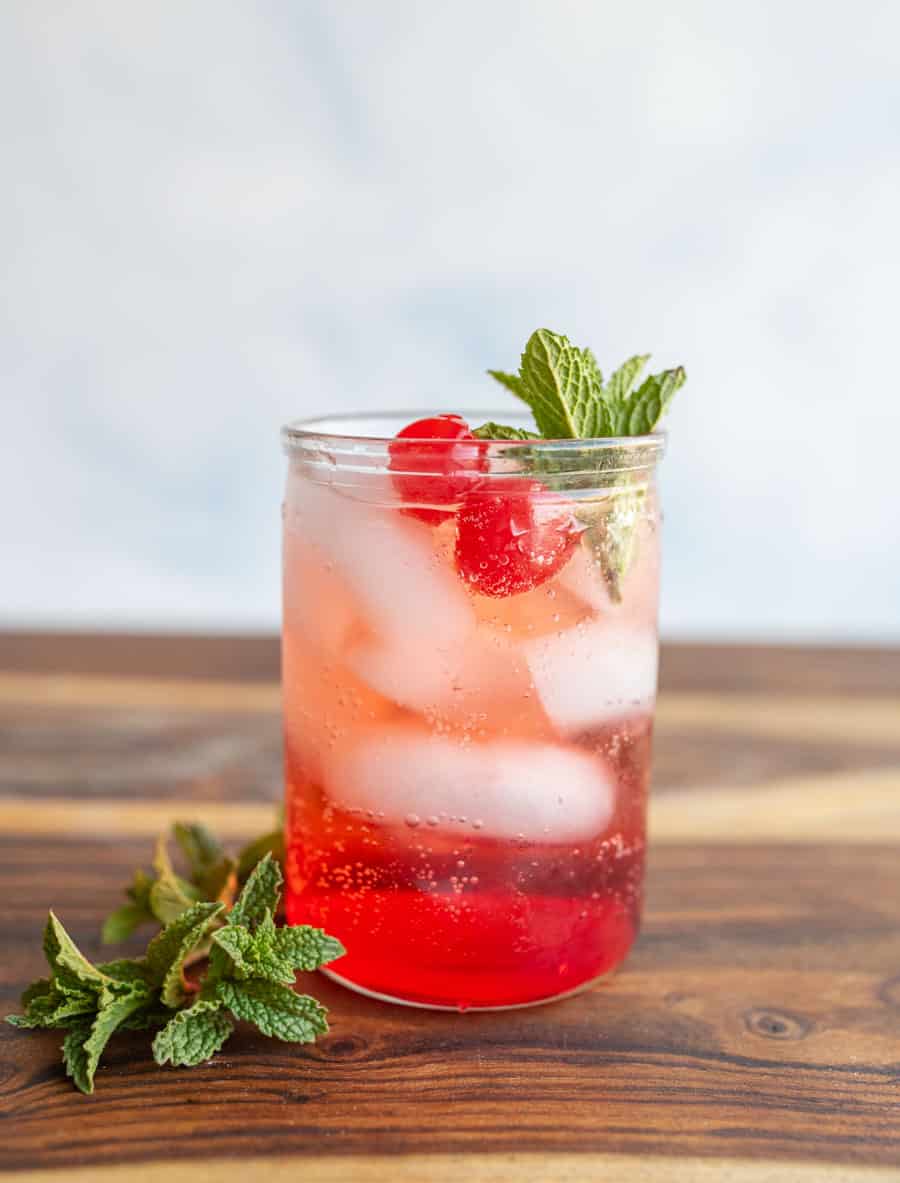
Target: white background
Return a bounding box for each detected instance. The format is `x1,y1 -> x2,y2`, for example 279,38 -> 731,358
2,2 -> 898,640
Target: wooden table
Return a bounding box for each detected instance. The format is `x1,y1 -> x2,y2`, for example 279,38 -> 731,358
1,635 -> 898,1182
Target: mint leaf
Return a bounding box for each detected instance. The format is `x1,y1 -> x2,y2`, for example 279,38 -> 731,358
626,366 -> 686,435
602,354 -> 650,420
58,988 -> 149,1095
7,982 -> 96,1029
152,1000 -> 233,1067
228,853 -> 281,930
583,347 -> 603,389
274,925 -> 345,973
43,912 -> 110,995
96,959 -> 151,985
145,901 -> 224,1007
62,1023 -> 93,1094
507,329 -> 607,439
149,836 -> 202,925
101,902 -> 151,945
211,910 -> 344,985
119,1004 -> 176,1031
173,822 -> 223,877
102,869 -> 155,945
472,422 -> 540,441
487,330 -> 685,441
578,485 -> 648,603
485,369 -> 528,401
216,979 -> 328,1043
210,923 -> 257,978
78,988 -> 149,1093
236,828 -> 284,883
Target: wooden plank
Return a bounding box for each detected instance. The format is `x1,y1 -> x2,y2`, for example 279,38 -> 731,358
2,839 -> 899,1172
1,638 -> 898,1177
3,632 -> 899,696
0,631 -> 281,683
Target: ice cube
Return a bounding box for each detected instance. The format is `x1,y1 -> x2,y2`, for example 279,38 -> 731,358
347,625 -> 520,716
560,525 -> 660,624
321,725 -> 615,841
556,543 -> 614,614
523,618 -> 657,734
283,534 -> 364,657
282,632 -> 402,784
285,475 -> 473,648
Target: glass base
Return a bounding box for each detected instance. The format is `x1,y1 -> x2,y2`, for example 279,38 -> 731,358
321,966 -> 606,1012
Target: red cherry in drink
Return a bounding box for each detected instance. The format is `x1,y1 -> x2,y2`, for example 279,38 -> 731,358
388,414 -> 485,525
455,478 -> 581,597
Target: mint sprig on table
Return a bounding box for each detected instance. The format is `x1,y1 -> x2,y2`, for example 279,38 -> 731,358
477,328 -> 686,600
6,841 -> 343,1094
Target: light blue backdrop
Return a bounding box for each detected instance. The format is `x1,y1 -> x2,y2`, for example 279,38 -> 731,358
2,2 -> 898,639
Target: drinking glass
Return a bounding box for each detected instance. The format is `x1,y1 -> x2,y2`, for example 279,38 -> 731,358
282,413 -> 663,1010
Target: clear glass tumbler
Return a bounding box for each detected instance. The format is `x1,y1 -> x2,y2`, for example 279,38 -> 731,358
281,413 -> 663,1010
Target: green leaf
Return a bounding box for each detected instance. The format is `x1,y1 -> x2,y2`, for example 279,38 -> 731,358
217,979 -> 329,1043
274,925 -> 345,973
149,877 -> 200,926
21,977 -> 54,1010
43,912 -> 110,995
471,422 -> 540,441
603,354 -> 651,416
96,959 -> 150,985
626,366 -> 686,435
210,911 -> 343,986
62,1023 -> 93,1094
211,911 -> 295,985
236,829 -> 284,883
120,1004 -> 174,1031
486,369 -> 529,401
64,988 -> 148,1094
578,485 -> 648,603
196,856 -> 237,904
127,868 -> 154,906
486,331 -> 685,443
583,347 -> 603,390
152,1000 -> 233,1067
7,982 -> 97,1029
173,822 -> 224,879
145,901 -> 224,1007
514,329 -> 609,439
102,868 -> 156,945
101,903 -> 152,945
210,924 -> 256,978
228,853 -> 282,931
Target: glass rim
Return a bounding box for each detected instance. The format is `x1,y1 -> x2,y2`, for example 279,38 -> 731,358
281,411 -> 666,455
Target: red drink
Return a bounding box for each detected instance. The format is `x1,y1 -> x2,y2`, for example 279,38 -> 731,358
282,416 -> 662,1010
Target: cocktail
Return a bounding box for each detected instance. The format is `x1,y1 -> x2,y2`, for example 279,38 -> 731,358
282,330 -> 681,1010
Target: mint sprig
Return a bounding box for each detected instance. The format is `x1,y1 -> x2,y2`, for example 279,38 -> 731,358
6,852 -> 344,1093
480,327 -> 685,441
101,820 -> 283,944
477,328 -> 685,599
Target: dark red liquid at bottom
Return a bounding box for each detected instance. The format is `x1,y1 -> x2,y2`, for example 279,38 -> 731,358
285,835 -> 643,1009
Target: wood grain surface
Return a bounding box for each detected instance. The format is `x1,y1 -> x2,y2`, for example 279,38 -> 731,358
0,634 -> 898,1182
